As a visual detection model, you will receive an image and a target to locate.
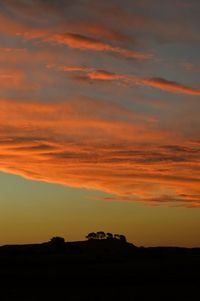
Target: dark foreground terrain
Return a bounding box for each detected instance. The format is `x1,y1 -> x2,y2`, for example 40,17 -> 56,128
0,239 -> 199,300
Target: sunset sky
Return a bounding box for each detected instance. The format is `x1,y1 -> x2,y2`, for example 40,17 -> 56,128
0,0 -> 200,247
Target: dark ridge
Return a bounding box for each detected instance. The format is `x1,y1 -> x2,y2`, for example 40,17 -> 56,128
0,237 -> 199,299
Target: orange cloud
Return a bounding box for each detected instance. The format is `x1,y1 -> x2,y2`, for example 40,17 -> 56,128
0,98 -> 200,208
0,12 -> 150,61
0,98 -> 160,142
0,1 -> 199,209
84,70 -> 122,81
46,33 -> 152,60
141,78 -> 200,96
52,65 -> 200,96
99,195 -> 200,208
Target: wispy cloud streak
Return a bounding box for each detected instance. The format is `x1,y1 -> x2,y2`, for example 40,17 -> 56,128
50,65 -> 200,96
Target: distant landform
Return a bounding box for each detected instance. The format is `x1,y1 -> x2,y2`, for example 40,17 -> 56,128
0,235 -> 199,300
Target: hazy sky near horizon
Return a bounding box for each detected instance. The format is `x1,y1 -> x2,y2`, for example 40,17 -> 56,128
0,0 -> 200,246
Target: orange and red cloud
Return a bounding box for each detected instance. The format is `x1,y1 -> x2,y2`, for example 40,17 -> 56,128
0,0 -> 200,209
45,33 -> 152,60
49,65 -> 200,96
0,98 -> 200,208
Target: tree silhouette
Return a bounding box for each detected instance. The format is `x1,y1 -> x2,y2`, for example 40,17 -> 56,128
114,234 -> 120,239
106,232 -> 113,239
96,231 -> 106,239
49,236 -> 66,252
86,231 -> 127,242
86,232 -> 97,240
49,236 -> 65,245
119,235 -> 127,243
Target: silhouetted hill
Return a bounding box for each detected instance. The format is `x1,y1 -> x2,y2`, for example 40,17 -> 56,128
0,238 -> 136,254
0,239 -> 199,257
0,239 -> 199,300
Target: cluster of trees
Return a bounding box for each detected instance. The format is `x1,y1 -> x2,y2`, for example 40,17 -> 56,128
48,236 -> 66,251
49,236 -> 65,245
86,232 -> 127,242
47,232 -> 127,248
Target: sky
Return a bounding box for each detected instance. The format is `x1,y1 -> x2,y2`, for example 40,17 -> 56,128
0,0 -> 200,247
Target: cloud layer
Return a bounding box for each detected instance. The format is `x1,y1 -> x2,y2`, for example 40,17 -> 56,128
0,0 -> 200,208
1,98 -> 200,208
